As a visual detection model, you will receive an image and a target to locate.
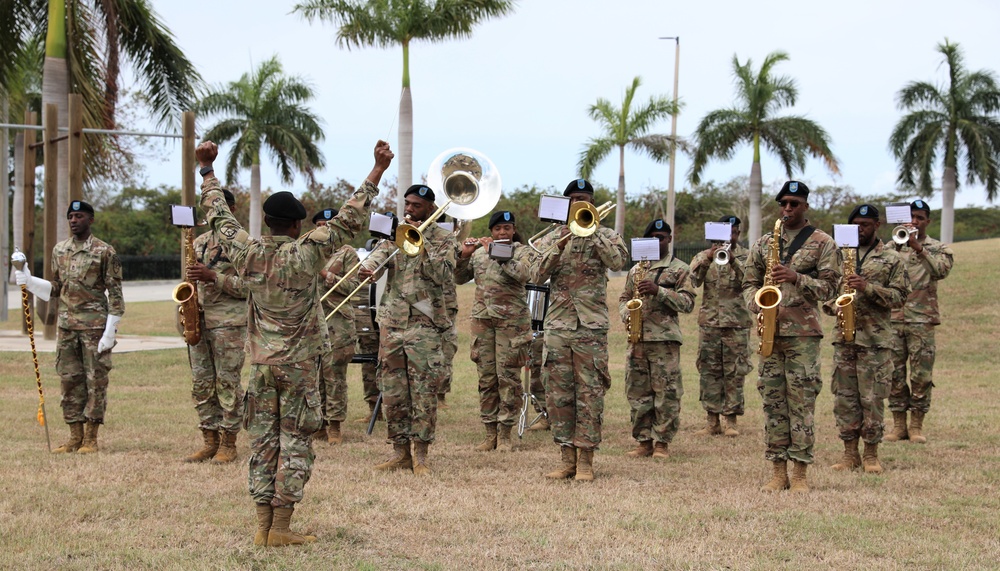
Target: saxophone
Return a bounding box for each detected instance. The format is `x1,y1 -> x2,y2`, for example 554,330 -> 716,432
172,227 -> 202,345
625,261 -> 650,344
754,217 -> 786,357
835,247 -> 856,343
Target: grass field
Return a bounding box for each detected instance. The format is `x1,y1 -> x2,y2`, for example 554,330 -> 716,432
1,238 -> 998,570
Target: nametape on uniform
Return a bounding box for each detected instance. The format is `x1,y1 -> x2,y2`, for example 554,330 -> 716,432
833,224 -> 859,247
704,222 -> 732,241
885,203 -> 912,224
170,205 -> 196,228
538,195 -> 571,224
631,237 -> 660,261
369,212 -> 395,238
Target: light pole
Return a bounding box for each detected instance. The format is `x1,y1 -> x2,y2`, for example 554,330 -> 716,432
660,36 -> 680,255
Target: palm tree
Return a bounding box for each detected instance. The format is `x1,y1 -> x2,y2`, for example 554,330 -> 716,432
578,76 -> 681,235
689,51 -> 839,242
294,0 -> 516,217
889,39 -> 1000,244
196,55 -> 325,238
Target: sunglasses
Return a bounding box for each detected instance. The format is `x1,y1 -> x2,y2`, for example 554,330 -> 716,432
779,200 -> 806,208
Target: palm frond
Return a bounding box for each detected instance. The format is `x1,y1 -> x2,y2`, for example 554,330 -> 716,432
761,115 -> 840,175
578,137 -> 615,179
688,109 -> 754,184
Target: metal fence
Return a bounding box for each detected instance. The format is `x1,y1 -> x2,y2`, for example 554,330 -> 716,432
33,255 -> 181,281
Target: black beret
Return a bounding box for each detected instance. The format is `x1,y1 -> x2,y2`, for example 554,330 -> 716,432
563,179 -> 594,196
718,214 -> 741,227
221,188 -> 236,207
67,200 -> 95,218
643,218 -> 671,237
488,210 -> 515,229
262,191 -> 307,221
404,184 -> 435,203
911,199 -> 931,214
312,208 -> 339,224
848,203 -> 880,223
775,180 -> 810,202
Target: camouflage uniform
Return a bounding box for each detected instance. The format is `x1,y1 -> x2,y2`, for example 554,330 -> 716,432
533,227 -> 628,450
690,244 -> 754,417
50,235 -> 125,424
618,256 -> 696,445
823,240 -> 909,443
364,223 -> 455,445
353,286 -> 381,409
318,245 -> 359,425
455,242 -> 534,427
742,224 -> 840,464
201,174 -> 374,508
889,236 -> 953,414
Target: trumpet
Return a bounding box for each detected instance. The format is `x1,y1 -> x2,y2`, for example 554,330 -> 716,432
892,225 -> 917,245
530,201 -> 616,255
713,242 -> 732,265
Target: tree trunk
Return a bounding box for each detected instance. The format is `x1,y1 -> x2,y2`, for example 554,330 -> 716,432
249,162 -> 262,238
748,161 -> 763,243
940,166 -> 957,243
42,57 -> 69,243
397,42 -> 412,219
615,145 -> 626,235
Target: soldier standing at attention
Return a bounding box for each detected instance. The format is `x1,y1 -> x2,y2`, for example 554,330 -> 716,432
455,210 -> 534,453
360,185 -> 455,476
742,181 -> 839,493
884,199 -> 953,444
533,179 -> 627,482
197,139 -> 393,547
314,208 -> 360,445
184,188 -> 249,464
825,204 -> 909,474
15,200 -> 124,455
689,216 -> 753,438
619,219 -> 696,460
437,230 -> 460,411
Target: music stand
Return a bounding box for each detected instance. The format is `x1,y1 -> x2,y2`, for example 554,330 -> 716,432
349,282 -> 382,435
518,283 -> 550,437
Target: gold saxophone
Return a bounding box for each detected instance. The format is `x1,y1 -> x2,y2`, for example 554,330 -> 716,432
172,227 -> 202,345
755,217 -> 785,357
625,260 -> 650,344
836,247 -> 856,343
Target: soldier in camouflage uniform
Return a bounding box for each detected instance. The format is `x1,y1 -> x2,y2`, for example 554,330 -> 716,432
885,199 -> 954,444
533,179 -> 628,482
15,200 -> 124,455
742,181 -> 840,493
438,231 -> 460,410
525,334 -> 549,430
352,256 -> 383,424
690,215 -> 753,438
361,184 -> 455,476
619,219 -> 696,460
455,210 -> 534,452
314,208 -> 359,445
823,204 -> 909,475
184,188 -> 248,464
197,139 -> 392,547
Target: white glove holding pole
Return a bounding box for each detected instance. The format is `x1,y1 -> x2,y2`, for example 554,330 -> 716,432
97,315 -> 122,353
11,250 -> 52,302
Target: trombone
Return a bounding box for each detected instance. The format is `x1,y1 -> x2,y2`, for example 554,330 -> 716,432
529,201 -> 616,255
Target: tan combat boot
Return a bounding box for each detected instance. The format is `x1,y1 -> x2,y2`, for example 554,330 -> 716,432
267,506 -> 316,546
475,423 -> 498,452
761,460 -> 789,492
528,415 -> 550,431
77,422 -> 100,454
909,410 -> 927,443
185,429 -> 220,463
575,449 -> 595,482
723,415 -> 740,437
327,421 -> 343,445
545,445 -> 577,479
831,439 -> 861,471
497,424 -> 514,453
212,431 -> 239,464
437,393 -> 449,410
694,412 -> 722,436
789,461 -> 810,493
374,442 -> 413,471
253,504 -> 273,546
626,440 -> 653,458
652,442 -> 669,460
312,427 -> 327,442
882,411 -> 908,442
412,440 -> 431,476
862,442 -> 883,474
53,422 -> 84,454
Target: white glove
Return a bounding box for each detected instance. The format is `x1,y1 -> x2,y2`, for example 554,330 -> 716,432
97,315 -> 122,353
12,260 -> 53,302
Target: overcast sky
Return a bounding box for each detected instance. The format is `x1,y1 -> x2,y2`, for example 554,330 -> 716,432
137,0 -> 1000,209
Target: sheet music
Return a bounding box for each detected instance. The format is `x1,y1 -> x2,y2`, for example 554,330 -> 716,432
538,195 -> 570,223
885,203 -> 911,224
833,224 -> 859,247
171,205 -> 196,227
704,222 -> 732,241
631,237 -> 660,262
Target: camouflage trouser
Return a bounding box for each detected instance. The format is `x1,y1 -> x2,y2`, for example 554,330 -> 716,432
319,342 -> 355,424
187,324 -> 246,433
757,336 -> 823,464
56,327 -> 111,424
832,343 -> 890,444
528,334 -> 546,413
470,317 -> 529,426
439,310 -> 459,395
378,318 -> 444,444
889,322 -> 936,413
696,327 -> 752,416
357,333 -> 380,406
245,360 -> 322,508
542,328 -> 610,451
626,341 -> 683,444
